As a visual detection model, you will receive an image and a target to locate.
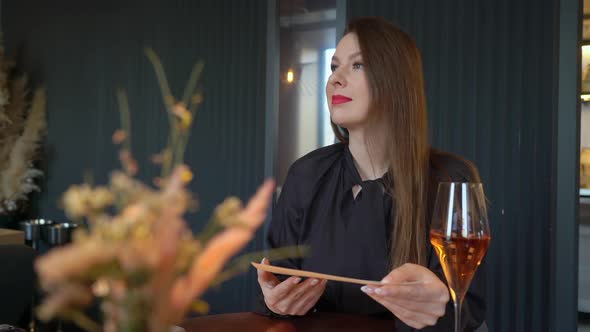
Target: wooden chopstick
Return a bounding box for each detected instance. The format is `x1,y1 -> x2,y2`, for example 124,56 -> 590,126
250,262 -> 430,286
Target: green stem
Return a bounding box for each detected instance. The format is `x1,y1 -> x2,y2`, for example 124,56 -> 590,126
176,96 -> 201,165
116,89 -> 132,152
181,61 -> 204,107
144,48 -> 177,177
144,48 -> 175,126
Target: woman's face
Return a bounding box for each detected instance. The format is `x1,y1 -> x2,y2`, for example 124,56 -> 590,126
326,33 -> 371,131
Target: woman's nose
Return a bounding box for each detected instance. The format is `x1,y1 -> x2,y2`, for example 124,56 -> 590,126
328,69 -> 346,87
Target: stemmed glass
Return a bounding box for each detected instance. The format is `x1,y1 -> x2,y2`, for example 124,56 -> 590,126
430,182 -> 491,332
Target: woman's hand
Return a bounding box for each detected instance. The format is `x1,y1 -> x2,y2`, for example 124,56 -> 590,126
257,258 -> 327,316
361,263 -> 450,329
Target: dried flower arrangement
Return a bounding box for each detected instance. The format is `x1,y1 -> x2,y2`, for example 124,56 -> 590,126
0,46 -> 47,214
34,49 -> 298,332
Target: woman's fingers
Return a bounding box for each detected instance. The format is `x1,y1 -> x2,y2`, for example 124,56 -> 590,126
273,278 -> 323,315
382,297 -> 446,317
258,270 -> 279,290
290,279 -> 327,315
264,276 -> 302,310
256,258 -> 326,316
362,283 -> 449,307
257,258 -> 280,290
376,297 -> 438,329
378,283 -> 449,304
361,292 -> 444,329
359,263 -> 449,328
363,290 -> 439,329
257,258 -> 304,312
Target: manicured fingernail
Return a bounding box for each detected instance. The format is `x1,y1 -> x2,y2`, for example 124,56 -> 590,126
374,288 -> 384,295
260,257 -> 265,264
265,282 -> 275,289
310,279 -> 319,286
361,286 -> 374,294
293,277 -> 301,284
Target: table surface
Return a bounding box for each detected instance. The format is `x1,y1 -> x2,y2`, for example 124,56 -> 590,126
180,312 -> 396,332
0,228 -> 24,245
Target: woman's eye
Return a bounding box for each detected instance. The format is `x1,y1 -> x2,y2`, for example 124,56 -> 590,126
352,62 -> 363,70
330,64 -> 337,72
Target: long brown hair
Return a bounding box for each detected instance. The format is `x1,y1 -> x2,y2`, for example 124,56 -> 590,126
332,17 -> 430,268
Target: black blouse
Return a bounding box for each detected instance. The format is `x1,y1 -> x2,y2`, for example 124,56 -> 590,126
255,143 -> 486,332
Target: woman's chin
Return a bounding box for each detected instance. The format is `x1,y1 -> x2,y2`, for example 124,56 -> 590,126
331,119 -> 362,131
330,113 -> 366,129
331,116 -> 354,128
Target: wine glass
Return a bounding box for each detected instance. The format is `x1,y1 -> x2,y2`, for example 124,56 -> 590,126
430,182 -> 491,332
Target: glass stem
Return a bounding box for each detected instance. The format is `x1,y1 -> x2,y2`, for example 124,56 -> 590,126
454,297 -> 464,332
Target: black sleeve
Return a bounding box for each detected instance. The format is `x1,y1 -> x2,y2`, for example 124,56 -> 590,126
253,165 -> 304,316
266,166 -> 305,271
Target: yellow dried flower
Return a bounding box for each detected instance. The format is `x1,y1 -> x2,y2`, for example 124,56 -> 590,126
175,237 -> 201,273
172,103 -> 192,128
190,299 -> 209,314
119,149 -> 139,176
91,279 -> 110,297
118,239 -> 159,274
62,185 -> 114,219
62,185 -> 91,219
111,129 -> 127,144
214,197 -> 243,227
94,187 -> 115,208
181,168 -> 193,183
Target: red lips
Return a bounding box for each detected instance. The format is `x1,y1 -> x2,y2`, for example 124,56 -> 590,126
332,94 -> 352,105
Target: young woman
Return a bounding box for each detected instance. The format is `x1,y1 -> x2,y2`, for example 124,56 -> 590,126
256,17 -> 486,331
